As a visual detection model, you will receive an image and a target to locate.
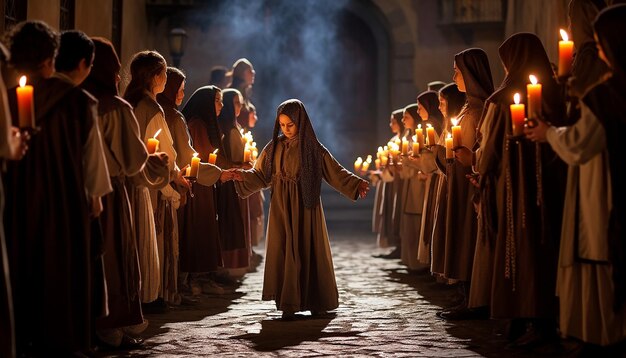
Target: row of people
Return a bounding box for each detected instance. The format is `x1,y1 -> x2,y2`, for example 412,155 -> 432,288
371,0 -> 626,351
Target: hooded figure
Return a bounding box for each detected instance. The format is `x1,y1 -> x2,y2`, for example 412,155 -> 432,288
484,34 -> 567,327
235,99 -> 367,318
583,3 -> 626,319
178,86 -> 225,273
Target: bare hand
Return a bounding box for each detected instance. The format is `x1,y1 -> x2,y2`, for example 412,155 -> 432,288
220,169 -> 243,182
358,180 -> 370,199
91,195 -> 103,218
7,127 -> 28,160
148,152 -> 170,168
453,146 -> 473,167
175,165 -> 191,189
466,173 -> 480,189
524,119 -> 549,142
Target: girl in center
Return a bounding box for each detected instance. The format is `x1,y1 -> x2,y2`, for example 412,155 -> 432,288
234,99 -> 369,319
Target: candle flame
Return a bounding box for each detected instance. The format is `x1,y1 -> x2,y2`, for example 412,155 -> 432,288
19,76 -> 27,87
377,146 -> 383,153
447,133 -> 452,139
412,135 -> 417,141
240,128 -> 245,134
418,124 -> 422,129
560,29 -> 569,42
212,149 -> 219,154
356,157 -> 362,162
427,123 -> 432,128
193,152 -> 199,158
514,93 -> 521,104
451,118 -> 458,126
366,156 -> 372,163
251,141 -> 257,148
153,128 -> 162,138
529,75 -> 538,85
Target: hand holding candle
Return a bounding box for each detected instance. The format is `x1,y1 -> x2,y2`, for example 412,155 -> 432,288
527,75 -> 542,120
510,93 -> 526,136
451,118 -> 462,148
146,128 -> 162,154
189,152 -> 200,177
558,29 -> 573,78
16,76 -> 34,128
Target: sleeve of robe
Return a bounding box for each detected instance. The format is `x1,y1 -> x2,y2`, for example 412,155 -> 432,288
235,149 -> 271,198
99,100 -> 148,177
83,101 -> 113,198
321,150 -> 362,201
476,103 -> 506,178
0,72 -> 11,159
169,114 -> 221,187
545,104 -> 606,165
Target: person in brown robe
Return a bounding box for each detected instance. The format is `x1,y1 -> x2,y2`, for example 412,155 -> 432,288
372,109 -> 404,251
0,42 -> 28,358
430,83 -> 465,281
234,99 -> 369,319
217,89 -> 251,273
438,48 -> 495,320
573,4 -> 626,348
81,37 -> 153,348
483,33 -> 567,344
4,21 -> 110,356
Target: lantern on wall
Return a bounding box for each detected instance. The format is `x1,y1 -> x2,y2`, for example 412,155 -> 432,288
168,28 -> 188,67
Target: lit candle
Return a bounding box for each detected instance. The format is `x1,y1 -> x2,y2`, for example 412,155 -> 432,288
146,128 -> 162,154
208,149 -> 218,165
362,160 -> 370,172
510,93 -> 526,136
375,158 -> 381,170
401,138 -> 409,155
185,167 -> 191,177
445,134 -> 454,159
451,118 -> 462,148
381,155 -> 388,167
426,124 -> 436,146
558,29 -> 573,77
243,148 -> 252,162
354,157 -> 363,172
412,135 -> 420,157
189,152 -> 201,177
16,76 -> 34,128
527,74 -> 542,119
416,124 -> 425,148
251,149 -> 258,161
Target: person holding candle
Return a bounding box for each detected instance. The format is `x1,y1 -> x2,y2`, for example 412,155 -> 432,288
398,103 -> 429,270
232,99 -> 369,320
480,33 -> 567,344
524,4 -> 626,347
179,85 -> 242,295
81,37 -> 168,348
3,21 -> 111,356
372,109 -> 405,256
216,88 -> 253,275
124,50 -> 189,310
432,48 -> 495,320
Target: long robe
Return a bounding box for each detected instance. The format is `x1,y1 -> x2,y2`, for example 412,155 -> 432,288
4,77 -> 105,355
442,106 -> 479,282
95,96 -> 149,330
177,118 -> 223,272
235,138 -> 361,312
549,104 -> 626,345
428,130 -> 449,276
489,101 -> 567,319
374,134 -> 399,248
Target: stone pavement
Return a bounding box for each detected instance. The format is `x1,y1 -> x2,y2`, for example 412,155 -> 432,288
98,227 -> 588,358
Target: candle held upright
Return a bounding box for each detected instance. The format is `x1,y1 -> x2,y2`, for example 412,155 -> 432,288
17,76 -> 35,128
558,29 -> 574,77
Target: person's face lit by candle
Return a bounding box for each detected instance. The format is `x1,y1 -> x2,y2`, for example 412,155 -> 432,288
233,92 -> 244,117
175,80 -> 185,107
438,93 -> 448,119
214,90 -> 224,116
389,115 -> 401,135
152,67 -> 167,95
452,61 -> 466,92
279,114 -> 298,139
402,110 -> 416,130
418,104 -> 429,121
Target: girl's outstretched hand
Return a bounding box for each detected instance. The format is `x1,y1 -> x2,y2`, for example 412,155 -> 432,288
358,180 -> 370,199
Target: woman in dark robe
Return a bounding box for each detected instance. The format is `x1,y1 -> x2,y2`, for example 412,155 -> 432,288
81,37 -> 152,346
217,88 -> 251,273
430,83 -> 465,280
179,86 -> 229,277
582,3 -> 626,335
441,48 -> 495,320
482,33 -> 566,342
